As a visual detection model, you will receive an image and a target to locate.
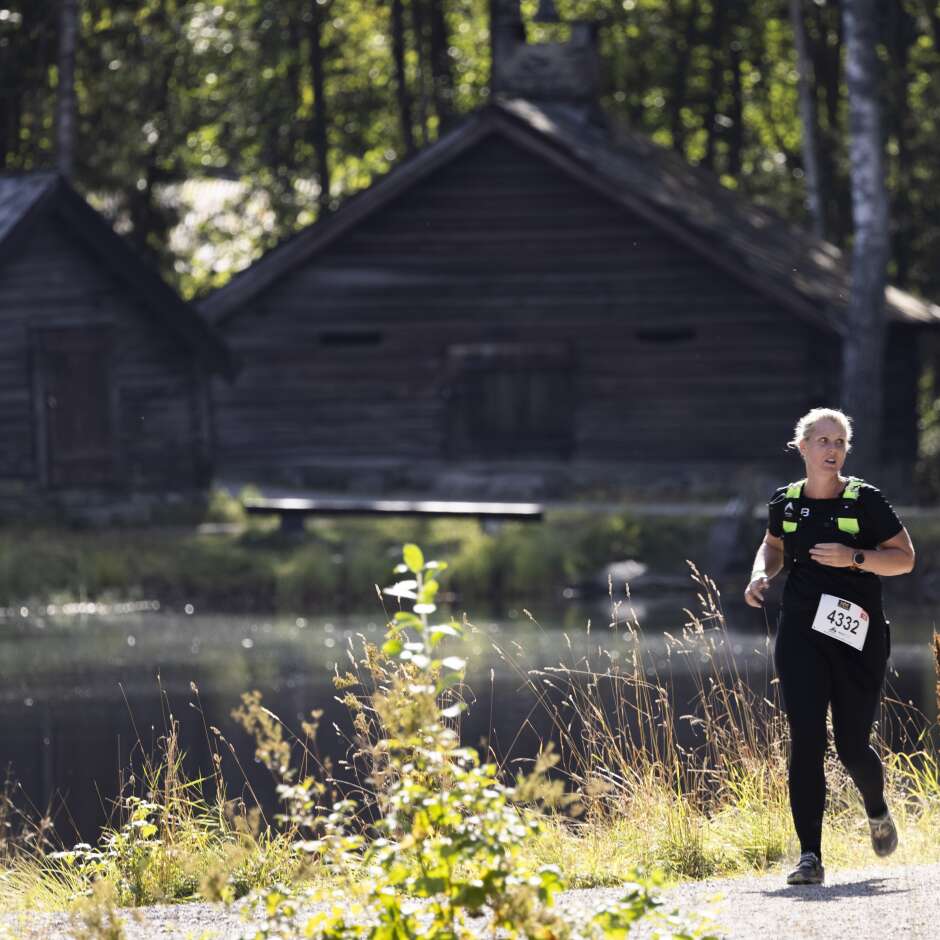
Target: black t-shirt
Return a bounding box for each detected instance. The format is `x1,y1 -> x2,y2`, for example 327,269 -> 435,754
767,479 -> 904,619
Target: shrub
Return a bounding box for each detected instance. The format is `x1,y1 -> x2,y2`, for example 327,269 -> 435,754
231,545 -> 715,939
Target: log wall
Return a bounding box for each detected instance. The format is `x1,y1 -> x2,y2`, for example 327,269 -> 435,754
0,210 -> 210,492
212,133 -> 919,493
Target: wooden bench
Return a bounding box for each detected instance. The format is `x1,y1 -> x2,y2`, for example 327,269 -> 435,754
243,496 -> 544,533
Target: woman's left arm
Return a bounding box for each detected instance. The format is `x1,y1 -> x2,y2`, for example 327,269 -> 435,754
809,528 -> 915,574
809,529 -> 914,577
860,528 -> 916,576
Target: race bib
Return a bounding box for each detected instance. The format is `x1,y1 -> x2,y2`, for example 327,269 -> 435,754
811,594 -> 869,652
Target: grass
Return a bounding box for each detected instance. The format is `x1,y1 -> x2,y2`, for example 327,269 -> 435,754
519,753 -> 940,888
0,683 -> 306,914
0,562 -> 938,921
503,572 -> 940,884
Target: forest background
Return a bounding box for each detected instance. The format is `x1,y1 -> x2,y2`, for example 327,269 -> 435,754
4,0 -> 940,470
7,0 -> 940,300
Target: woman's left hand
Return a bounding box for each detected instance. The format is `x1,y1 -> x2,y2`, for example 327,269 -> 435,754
809,542 -> 855,567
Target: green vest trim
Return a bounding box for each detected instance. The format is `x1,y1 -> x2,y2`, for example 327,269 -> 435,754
780,477 -> 863,537
842,477 -> 863,500
782,480 -> 805,534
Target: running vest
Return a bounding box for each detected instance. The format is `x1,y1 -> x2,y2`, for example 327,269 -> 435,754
780,477 -> 863,536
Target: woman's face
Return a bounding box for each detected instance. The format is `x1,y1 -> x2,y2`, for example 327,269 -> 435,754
799,417 -> 848,476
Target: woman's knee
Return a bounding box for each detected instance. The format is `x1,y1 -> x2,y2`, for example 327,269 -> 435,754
834,737 -> 879,772
789,731 -> 828,766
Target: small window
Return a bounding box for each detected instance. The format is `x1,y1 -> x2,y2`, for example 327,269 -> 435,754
319,330 -> 382,347
635,327 -> 696,344
447,343 -> 574,458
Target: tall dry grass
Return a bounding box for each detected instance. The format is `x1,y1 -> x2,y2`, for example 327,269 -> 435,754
486,570 -> 940,883
2,567 -> 939,914
0,682 -> 303,913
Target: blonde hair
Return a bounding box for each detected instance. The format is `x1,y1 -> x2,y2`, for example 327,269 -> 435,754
787,407 -> 853,453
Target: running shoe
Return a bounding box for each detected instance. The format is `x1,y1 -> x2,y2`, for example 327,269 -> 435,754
868,809 -> 898,857
786,851 -> 825,885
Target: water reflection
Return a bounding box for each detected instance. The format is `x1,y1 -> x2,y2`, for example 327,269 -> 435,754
0,596 -> 935,843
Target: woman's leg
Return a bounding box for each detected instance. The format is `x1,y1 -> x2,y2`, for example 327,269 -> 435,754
774,619 -> 831,857
830,632 -> 889,819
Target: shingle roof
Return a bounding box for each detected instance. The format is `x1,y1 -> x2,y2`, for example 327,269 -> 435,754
193,97 -> 935,330
0,172 -> 235,378
497,97 -> 940,329
0,172 -> 58,244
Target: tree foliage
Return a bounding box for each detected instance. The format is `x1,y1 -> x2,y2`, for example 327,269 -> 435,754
2,0 -> 940,306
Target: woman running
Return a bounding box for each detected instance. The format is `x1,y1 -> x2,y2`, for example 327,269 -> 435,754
745,407 -> 915,886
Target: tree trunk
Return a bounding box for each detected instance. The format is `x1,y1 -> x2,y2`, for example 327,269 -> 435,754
702,0 -> 726,171
427,0 -> 454,129
56,0 -> 78,179
727,30 -> 743,176
286,5 -> 303,158
391,0 -> 416,154
308,0 -> 331,216
888,1 -> 917,288
0,87 -> 17,169
411,0 -> 431,144
667,0 -> 702,154
840,0 -> 889,474
806,2 -> 841,242
789,0 -> 826,239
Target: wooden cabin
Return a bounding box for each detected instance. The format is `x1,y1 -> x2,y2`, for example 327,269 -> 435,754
0,173 -> 233,514
201,11 -> 939,499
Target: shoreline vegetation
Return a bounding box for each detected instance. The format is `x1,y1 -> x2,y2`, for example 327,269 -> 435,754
0,546 -> 938,938
0,488 -> 714,612
2,485 -> 940,612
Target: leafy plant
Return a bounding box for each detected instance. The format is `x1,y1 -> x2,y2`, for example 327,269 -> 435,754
41,708 -> 299,909
50,798 -> 164,905
232,544 -> 714,939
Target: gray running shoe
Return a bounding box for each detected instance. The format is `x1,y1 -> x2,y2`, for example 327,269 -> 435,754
868,809 -> 898,857
786,851 -> 825,885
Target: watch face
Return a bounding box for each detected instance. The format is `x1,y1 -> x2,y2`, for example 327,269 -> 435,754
853,551 -> 865,566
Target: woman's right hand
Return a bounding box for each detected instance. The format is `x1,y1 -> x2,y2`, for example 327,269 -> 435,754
744,575 -> 770,607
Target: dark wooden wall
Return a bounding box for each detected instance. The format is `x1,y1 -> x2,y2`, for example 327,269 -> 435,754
212,133 -> 918,492
0,210 -> 211,492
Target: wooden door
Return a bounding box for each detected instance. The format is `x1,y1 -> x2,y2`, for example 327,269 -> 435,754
447,343 -> 574,458
36,327 -> 115,487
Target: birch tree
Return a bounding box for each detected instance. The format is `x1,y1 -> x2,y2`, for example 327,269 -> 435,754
840,0 -> 889,472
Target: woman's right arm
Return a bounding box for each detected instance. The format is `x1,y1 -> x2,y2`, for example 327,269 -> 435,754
744,530 -> 784,607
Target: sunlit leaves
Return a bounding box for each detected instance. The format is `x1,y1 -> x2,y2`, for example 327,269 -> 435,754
382,578 -> 418,600
402,543 -> 424,574
7,0 -> 940,308
428,622 -> 461,649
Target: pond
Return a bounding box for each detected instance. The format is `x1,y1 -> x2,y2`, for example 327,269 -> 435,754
0,592 -> 935,844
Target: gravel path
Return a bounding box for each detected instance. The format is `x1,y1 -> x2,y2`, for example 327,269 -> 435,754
3,862 -> 938,939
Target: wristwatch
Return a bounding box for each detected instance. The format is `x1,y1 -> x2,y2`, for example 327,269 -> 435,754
852,551 -> 866,570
